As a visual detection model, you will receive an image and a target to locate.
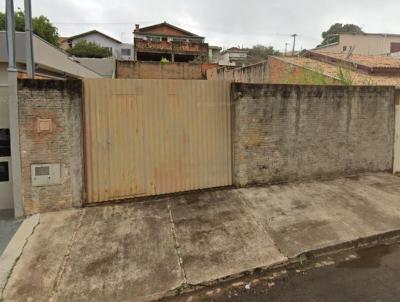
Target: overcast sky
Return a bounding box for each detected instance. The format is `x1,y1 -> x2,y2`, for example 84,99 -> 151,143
3,0 -> 400,51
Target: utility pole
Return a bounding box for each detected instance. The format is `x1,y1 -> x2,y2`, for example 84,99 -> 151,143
6,0 -> 24,217
284,43 -> 289,56
24,0 -> 34,79
291,34 -> 297,56
6,0 -> 16,69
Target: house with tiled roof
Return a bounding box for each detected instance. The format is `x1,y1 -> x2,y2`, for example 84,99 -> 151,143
278,51 -> 400,85
133,21 -> 208,62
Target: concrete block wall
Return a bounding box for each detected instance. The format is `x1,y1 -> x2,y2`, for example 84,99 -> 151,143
207,61 -> 269,83
18,80 -> 83,215
116,61 -> 208,79
232,84 -> 395,186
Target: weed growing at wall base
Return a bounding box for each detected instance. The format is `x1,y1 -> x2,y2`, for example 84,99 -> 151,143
283,66 -> 337,85
336,66 -> 354,86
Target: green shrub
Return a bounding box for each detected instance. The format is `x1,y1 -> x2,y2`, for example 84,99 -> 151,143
67,40 -> 112,58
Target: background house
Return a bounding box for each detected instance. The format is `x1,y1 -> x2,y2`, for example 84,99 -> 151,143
60,30 -> 134,60
208,46 -> 222,64
219,47 -> 248,66
133,22 -> 208,62
315,33 -> 400,55
0,31 -> 100,213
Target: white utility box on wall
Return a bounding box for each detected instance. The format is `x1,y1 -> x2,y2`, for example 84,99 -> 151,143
31,163 -> 61,186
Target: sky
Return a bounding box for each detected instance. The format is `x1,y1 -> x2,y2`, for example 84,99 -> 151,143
2,0 -> 400,51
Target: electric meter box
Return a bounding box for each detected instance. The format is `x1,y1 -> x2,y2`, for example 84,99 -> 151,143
31,163 -> 61,186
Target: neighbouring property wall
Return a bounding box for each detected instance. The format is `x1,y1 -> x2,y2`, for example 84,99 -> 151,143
207,57 -> 339,85
207,61 -> 269,83
116,61 -> 215,79
18,80 -> 83,215
232,84 -> 395,186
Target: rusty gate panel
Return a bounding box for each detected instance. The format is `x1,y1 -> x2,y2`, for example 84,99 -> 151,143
83,79 -> 232,203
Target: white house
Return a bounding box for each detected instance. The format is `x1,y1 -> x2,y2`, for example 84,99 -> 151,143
219,47 -> 248,66
60,30 -> 134,60
208,46 -> 222,64
314,33 -> 400,55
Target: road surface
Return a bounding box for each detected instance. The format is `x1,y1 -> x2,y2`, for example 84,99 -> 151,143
166,242 -> 400,302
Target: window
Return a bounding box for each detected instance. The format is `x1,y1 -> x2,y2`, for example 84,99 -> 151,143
149,37 -> 161,42
343,46 -> 347,51
0,129 -> 10,157
0,162 -> 9,182
121,48 -> 131,56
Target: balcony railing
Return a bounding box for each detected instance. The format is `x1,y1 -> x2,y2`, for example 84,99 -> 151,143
134,38 -> 208,54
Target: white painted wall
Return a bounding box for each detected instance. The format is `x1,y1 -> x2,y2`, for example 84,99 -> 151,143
0,64 -> 13,210
219,51 -> 247,66
317,34 -> 400,55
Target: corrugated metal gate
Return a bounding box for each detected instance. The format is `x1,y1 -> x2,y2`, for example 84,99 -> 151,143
83,79 -> 232,203
394,90 -> 400,174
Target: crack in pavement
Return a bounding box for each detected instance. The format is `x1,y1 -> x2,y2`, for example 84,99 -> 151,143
49,209 -> 86,301
0,215 -> 41,299
167,200 -> 188,287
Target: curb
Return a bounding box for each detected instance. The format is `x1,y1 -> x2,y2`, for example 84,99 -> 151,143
0,214 -> 40,297
161,228 -> 400,299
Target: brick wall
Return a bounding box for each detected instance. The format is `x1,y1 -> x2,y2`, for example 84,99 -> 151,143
207,62 -> 269,83
116,61 -> 209,79
232,84 -> 395,186
267,57 -> 339,84
207,57 -> 339,84
18,80 -> 83,214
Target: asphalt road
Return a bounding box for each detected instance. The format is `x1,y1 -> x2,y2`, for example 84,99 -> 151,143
166,242 -> 400,302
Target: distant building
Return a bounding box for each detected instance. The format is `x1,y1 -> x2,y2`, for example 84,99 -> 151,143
133,22 -> 208,62
220,47 -> 248,66
60,30 -> 134,60
314,33 -> 400,56
208,46 -> 222,64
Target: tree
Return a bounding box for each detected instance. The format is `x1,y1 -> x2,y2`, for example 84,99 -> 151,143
247,45 -> 280,58
318,23 -> 364,47
67,40 -> 112,58
0,10 -> 59,46
243,45 -> 280,64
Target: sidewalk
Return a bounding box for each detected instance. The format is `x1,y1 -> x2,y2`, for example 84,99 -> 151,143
2,172 -> 400,302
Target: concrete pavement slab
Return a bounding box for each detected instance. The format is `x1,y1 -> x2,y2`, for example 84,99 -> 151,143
240,173 -> 400,258
3,173 -> 400,301
169,190 -> 287,285
3,210 -> 82,302
53,202 -> 184,302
